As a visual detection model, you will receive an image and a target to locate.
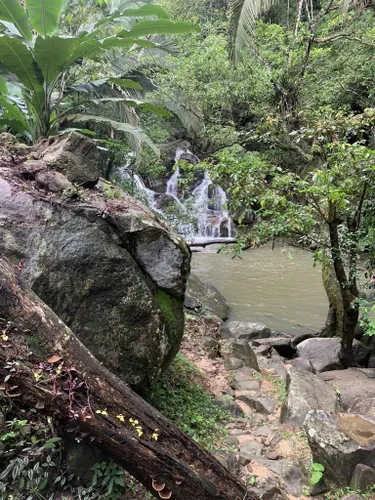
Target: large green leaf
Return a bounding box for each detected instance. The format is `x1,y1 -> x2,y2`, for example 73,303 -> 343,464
121,5 -> 170,19
0,35 -> 44,112
120,20 -> 200,38
0,118 -> 29,135
34,35 -> 79,86
229,0 -> 275,61
100,36 -> 157,50
0,0 -> 32,41
0,95 -> 31,135
67,114 -> 160,155
67,78 -> 143,95
93,4 -> 170,29
70,38 -> 105,62
0,96 -> 29,124
25,0 -> 64,36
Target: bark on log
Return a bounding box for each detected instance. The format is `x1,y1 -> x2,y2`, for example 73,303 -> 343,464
0,258 -> 254,500
187,238 -> 237,248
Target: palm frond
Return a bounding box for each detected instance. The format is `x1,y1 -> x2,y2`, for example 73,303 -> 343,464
65,78 -> 152,156
229,0 -> 275,61
154,90 -> 203,135
67,113 -> 159,155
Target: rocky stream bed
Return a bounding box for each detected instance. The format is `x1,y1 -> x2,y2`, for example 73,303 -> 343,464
178,278 -> 375,500
1,132 -> 375,500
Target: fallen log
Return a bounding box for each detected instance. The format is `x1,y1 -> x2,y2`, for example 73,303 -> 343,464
0,258 -> 254,500
187,238 -> 237,248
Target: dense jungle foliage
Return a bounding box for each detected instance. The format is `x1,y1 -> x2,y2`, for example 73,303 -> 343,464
2,1 -> 375,499
1,0 -> 375,407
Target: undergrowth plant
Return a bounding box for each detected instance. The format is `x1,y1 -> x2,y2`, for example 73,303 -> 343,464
0,410 -> 149,499
0,0 -> 199,144
0,415 -> 63,498
147,353 -> 229,449
310,462 -> 325,485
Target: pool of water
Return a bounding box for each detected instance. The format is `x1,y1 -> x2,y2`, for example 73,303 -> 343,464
191,245 -> 328,334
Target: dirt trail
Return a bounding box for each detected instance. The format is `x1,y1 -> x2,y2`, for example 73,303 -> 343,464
181,320 -> 318,500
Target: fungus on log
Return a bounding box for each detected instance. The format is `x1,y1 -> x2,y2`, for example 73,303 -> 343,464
0,258 -> 257,500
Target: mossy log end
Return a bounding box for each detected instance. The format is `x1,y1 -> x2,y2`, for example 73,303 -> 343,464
0,258 -> 254,500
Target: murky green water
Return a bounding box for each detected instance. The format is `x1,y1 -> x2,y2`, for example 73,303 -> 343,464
191,245 -> 328,334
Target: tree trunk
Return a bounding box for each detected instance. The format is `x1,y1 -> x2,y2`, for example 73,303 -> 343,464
317,305 -> 338,338
0,258 -> 252,500
327,214 -> 358,364
321,250 -> 343,336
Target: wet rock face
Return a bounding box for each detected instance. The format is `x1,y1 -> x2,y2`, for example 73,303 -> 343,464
231,340 -> 260,371
38,132 -> 103,187
350,463 -> 375,491
133,227 -> 189,300
319,368 -> 375,417
0,136 -> 190,387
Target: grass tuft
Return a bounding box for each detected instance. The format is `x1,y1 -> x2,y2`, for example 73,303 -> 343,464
147,353 -> 229,450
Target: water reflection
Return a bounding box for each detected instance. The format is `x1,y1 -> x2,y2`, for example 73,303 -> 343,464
191,245 -> 327,334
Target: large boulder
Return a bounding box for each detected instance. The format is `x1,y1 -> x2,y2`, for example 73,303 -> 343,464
305,410 -> 375,486
296,338 -> 370,373
280,369 -> 337,427
319,368 -> 375,416
37,132 -> 104,187
184,273 -> 230,320
221,321 -> 271,341
0,142 -> 190,388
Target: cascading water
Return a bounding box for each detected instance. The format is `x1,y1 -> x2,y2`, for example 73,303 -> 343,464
133,174 -> 156,207
166,167 -> 181,203
192,173 -> 232,239
123,147 -> 233,241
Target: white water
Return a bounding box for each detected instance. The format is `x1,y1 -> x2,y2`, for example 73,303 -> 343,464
192,173 -> 232,239
133,174 -> 156,206
122,147 -> 233,241
166,167 -> 181,203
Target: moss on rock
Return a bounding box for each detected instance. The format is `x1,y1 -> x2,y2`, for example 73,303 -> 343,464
155,289 -> 185,369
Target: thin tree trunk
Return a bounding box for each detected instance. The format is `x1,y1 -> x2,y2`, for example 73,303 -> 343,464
0,258 -> 252,500
327,210 -> 357,364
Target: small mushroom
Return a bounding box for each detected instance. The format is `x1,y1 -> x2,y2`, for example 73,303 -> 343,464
152,479 -> 166,492
159,490 -> 172,499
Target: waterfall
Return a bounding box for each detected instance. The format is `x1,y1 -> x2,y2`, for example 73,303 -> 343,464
192,173 -> 232,239
166,167 -> 181,203
122,147 -> 233,241
133,174 -> 156,207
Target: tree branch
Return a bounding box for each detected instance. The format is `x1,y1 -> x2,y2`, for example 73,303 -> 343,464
313,34 -> 375,47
